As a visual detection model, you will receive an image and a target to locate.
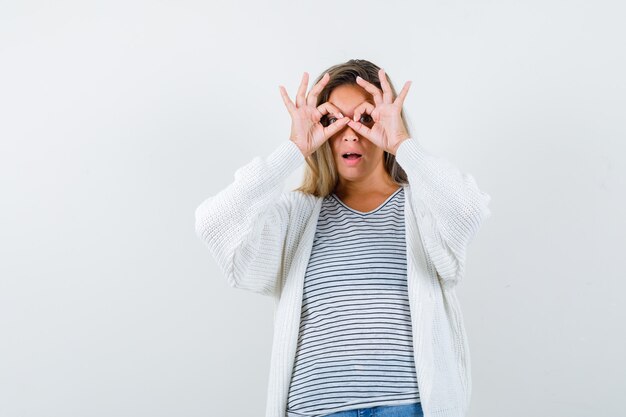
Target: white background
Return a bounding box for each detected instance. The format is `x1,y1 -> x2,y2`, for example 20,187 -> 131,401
1,1 -> 625,416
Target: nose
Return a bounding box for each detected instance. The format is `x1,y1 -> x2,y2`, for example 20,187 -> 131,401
340,124 -> 359,142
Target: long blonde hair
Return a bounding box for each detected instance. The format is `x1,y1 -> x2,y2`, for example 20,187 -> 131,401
293,59 -> 410,197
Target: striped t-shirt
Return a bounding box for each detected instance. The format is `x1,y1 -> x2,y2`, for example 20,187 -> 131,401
286,187 -> 420,417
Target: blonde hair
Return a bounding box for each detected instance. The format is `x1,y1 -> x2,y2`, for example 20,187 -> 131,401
293,59 -> 410,197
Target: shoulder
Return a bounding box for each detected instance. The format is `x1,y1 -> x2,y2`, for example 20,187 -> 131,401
283,190 -> 321,212
276,190 -> 322,225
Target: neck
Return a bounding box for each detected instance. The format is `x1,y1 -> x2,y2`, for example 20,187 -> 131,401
334,171 -> 399,199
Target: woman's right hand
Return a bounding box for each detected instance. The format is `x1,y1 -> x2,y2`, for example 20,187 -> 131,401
279,72 -> 350,158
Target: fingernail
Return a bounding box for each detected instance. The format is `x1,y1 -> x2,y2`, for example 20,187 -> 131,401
337,112 -> 344,118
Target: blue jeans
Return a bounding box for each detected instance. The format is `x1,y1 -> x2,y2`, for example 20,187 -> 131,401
322,402 -> 423,417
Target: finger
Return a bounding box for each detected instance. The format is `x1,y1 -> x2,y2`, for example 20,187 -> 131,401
296,72 -> 309,108
317,101 -> 344,118
346,119 -> 373,139
352,101 -> 375,122
306,72 -> 330,107
316,102 -> 345,127
355,75 -> 383,106
394,80 -> 412,107
379,68 -> 393,104
278,85 -> 296,114
323,117 -> 350,138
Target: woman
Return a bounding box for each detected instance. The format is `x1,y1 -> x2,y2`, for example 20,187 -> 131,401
195,59 -> 491,417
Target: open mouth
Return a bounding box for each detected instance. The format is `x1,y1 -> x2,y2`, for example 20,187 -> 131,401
342,152 -> 362,160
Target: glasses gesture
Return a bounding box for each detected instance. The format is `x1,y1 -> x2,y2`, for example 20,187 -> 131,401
347,68 -> 412,155
279,72 -> 351,158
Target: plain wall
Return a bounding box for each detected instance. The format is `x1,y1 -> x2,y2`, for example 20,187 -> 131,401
1,1 -> 625,416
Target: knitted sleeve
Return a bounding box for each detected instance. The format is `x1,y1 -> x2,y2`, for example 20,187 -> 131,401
194,140 -> 305,297
395,138 -> 492,288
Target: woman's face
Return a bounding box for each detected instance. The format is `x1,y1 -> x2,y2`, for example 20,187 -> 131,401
326,84 -> 386,184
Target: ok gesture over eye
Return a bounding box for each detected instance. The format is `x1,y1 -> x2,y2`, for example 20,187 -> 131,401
279,72 -> 351,158
347,68 -> 412,155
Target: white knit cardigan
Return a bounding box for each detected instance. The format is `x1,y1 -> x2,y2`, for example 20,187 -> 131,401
194,138 -> 491,417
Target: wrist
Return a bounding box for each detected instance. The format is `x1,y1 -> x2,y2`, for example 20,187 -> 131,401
289,139 -> 308,158
388,136 -> 410,155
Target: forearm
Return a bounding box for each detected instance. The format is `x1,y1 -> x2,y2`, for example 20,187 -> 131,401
395,137 -> 491,286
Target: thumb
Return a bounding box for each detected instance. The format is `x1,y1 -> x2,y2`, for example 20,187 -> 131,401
322,117 -> 350,139
346,120 -> 373,141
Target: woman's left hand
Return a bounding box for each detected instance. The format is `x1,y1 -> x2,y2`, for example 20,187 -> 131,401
348,68 -> 412,155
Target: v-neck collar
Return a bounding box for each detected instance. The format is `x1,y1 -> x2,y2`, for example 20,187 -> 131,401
331,186 -> 403,215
